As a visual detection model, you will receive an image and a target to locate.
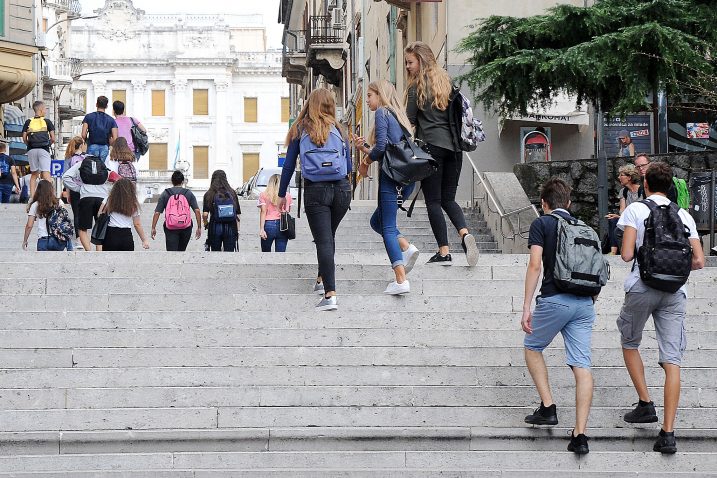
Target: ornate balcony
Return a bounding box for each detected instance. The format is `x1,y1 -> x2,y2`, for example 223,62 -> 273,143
43,0 -> 82,17
306,15 -> 347,86
282,30 -> 307,85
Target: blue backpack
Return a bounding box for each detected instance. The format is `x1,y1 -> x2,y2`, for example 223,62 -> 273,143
0,154 -> 11,178
299,126 -> 347,182
213,193 -> 237,224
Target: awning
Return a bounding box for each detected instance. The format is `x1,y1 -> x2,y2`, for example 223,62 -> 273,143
3,104 -> 26,125
502,94 -> 590,133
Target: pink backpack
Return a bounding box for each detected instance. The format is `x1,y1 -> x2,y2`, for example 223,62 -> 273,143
117,161 -> 137,183
165,189 -> 191,230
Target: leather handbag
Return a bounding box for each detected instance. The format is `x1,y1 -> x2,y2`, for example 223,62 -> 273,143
381,111 -> 438,186
280,212 -> 296,240
91,213 -> 110,245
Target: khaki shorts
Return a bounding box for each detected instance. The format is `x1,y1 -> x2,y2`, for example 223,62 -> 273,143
617,279 -> 687,365
27,148 -> 51,173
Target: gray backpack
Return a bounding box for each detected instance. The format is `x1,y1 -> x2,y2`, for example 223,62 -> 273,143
551,213 -> 610,297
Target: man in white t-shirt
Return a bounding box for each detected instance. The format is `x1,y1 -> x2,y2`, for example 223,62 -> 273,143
617,161 -> 704,454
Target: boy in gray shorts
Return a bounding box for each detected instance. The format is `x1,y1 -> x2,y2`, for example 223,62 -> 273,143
617,161 -> 704,453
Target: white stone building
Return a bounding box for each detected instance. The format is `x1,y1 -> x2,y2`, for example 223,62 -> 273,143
70,0 -> 289,193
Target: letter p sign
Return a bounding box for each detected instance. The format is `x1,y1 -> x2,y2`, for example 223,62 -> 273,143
50,160 -> 65,178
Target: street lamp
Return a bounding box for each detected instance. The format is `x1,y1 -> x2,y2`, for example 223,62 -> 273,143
45,15 -> 98,33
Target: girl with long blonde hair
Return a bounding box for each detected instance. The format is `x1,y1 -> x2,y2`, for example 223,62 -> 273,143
279,88 -> 351,311
404,41 -> 479,267
354,79 -> 419,295
258,174 -> 292,252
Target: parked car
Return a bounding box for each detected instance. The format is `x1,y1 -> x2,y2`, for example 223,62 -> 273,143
246,167 -> 299,200
236,175 -> 254,198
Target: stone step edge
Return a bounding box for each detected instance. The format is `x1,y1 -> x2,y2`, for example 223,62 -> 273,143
1,427 -> 716,453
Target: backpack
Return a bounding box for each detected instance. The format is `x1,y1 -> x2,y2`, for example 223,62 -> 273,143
79,155 -> 109,185
117,161 -> 137,183
672,177 -> 690,210
0,154 -> 11,178
26,117 -> 51,149
299,126 -> 347,182
130,118 -> 149,155
213,193 -> 237,224
449,87 -> 486,152
551,213 -> 610,296
45,206 -> 74,243
165,189 -> 192,230
636,199 -> 693,293
70,153 -> 86,167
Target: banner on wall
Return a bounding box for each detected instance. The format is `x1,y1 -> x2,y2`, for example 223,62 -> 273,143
603,114 -> 653,158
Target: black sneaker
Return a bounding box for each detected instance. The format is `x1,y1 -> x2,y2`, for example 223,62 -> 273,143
426,252 -> 452,265
653,429 -> 677,454
568,432 -> 589,454
524,402 -> 558,426
624,400 -> 658,423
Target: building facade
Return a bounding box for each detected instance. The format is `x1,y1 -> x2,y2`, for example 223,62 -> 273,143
279,0 -> 598,199
71,0 -> 290,193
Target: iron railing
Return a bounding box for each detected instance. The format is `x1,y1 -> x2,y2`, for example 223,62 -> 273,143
307,15 -> 343,46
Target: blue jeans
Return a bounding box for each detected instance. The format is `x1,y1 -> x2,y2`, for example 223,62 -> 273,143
304,178 -> 351,293
87,144 -> 109,162
261,219 -> 288,252
524,293 -> 596,369
0,183 -> 13,203
370,171 -> 415,268
37,236 -> 73,251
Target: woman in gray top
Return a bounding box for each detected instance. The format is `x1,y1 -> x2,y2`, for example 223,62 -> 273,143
606,164 -> 642,254
405,41 -> 479,266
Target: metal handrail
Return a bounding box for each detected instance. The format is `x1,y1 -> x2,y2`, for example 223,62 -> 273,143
465,153 -> 539,240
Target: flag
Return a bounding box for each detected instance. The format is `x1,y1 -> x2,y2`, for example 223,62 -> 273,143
173,131 -> 181,170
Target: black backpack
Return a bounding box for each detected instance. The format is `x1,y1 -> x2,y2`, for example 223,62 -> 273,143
636,199 -> 693,293
79,155 -> 109,185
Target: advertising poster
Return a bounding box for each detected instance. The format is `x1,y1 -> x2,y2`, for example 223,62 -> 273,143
686,123 -> 710,139
603,114 -> 653,158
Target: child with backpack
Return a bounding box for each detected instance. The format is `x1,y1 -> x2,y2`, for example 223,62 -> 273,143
107,137 -> 137,183
521,178 -> 609,455
202,170 -> 241,252
62,153 -> 115,251
0,141 -> 20,203
404,41 -> 480,267
353,80 -> 421,295
616,161 -> 704,454
22,180 -> 74,251
279,88 -> 352,311
99,178 -> 149,251
64,136 -> 86,242
151,170 -> 202,251
258,174 -> 292,252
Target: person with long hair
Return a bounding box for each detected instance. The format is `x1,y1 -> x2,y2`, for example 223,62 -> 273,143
203,170 -> 241,252
258,174 -> 291,252
100,178 -> 149,251
404,41 -> 479,267
64,136 -> 85,242
151,170 -> 202,251
22,179 -> 72,251
353,79 -> 419,294
107,137 -> 137,183
279,88 -> 351,311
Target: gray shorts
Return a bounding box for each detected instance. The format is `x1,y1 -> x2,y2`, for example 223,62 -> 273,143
617,279 -> 687,365
28,149 -> 51,173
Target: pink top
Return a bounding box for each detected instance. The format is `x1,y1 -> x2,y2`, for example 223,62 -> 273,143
114,115 -> 136,152
258,192 -> 292,221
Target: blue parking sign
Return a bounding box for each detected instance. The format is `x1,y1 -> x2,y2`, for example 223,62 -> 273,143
50,160 -> 65,178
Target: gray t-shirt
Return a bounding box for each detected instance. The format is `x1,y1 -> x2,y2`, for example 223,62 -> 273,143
620,187 -> 642,207
155,187 -> 199,213
406,85 -> 455,152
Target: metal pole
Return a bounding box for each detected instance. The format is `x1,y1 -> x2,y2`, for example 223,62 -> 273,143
710,169 -> 715,253
596,103 -> 608,240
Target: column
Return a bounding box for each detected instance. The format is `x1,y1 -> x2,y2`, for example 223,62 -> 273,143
91,79 -> 107,104
171,78 -> 188,174
214,78 -> 231,181
131,79 -> 147,120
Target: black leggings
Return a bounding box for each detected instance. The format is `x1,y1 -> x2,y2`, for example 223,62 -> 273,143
420,144 -> 468,248
69,190 -> 81,238
164,224 -> 193,251
103,226 -> 134,251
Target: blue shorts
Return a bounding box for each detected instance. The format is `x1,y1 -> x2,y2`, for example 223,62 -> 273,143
524,293 -> 596,369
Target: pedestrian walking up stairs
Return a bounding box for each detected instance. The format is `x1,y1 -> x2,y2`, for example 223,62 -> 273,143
0,203 -> 716,476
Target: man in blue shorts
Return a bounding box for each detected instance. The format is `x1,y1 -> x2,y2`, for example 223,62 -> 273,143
521,178 -> 596,455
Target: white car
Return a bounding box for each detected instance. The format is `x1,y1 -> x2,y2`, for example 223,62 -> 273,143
247,167 -> 300,200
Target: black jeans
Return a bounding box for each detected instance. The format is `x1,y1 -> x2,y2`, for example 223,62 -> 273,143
164,224 -> 193,251
420,144 -> 468,248
208,222 -> 237,252
69,190 -> 80,238
304,178 -> 351,294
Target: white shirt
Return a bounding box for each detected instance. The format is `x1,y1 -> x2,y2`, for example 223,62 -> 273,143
27,202 -> 49,238
617,194 -> 699,293
101,199 -> 140,228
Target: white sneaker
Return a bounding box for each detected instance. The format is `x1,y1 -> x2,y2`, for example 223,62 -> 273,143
313,281 -> 325,295
316,295 -> 338,311
402,244 -> 419,274
384,280 -> 410,295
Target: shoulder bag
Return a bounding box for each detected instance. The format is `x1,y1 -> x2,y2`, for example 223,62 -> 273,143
381,110 -> 438,187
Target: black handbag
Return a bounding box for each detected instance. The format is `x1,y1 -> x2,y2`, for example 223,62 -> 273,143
280,212 -> 296,240
91,213 -> 110,245
381,111 -> 438,186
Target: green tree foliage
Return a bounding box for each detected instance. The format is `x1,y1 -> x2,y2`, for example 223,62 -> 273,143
457,0 -> 717,117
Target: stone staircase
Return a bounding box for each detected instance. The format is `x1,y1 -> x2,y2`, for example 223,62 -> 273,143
0,202 -> 715,476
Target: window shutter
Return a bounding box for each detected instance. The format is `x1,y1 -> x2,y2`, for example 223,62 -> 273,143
148,143 -> 168,171
193,146 -> 209,179
243,153 -> 260,182
151,90 -> 165,116
281,97 -> 290,123
244,97 -> 258,123
112,90 -> 127,107
193,89 -> 209,116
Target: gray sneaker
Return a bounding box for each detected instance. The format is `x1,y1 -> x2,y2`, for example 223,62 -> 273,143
316,295 -> 338,311
313,282 -> 325,295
